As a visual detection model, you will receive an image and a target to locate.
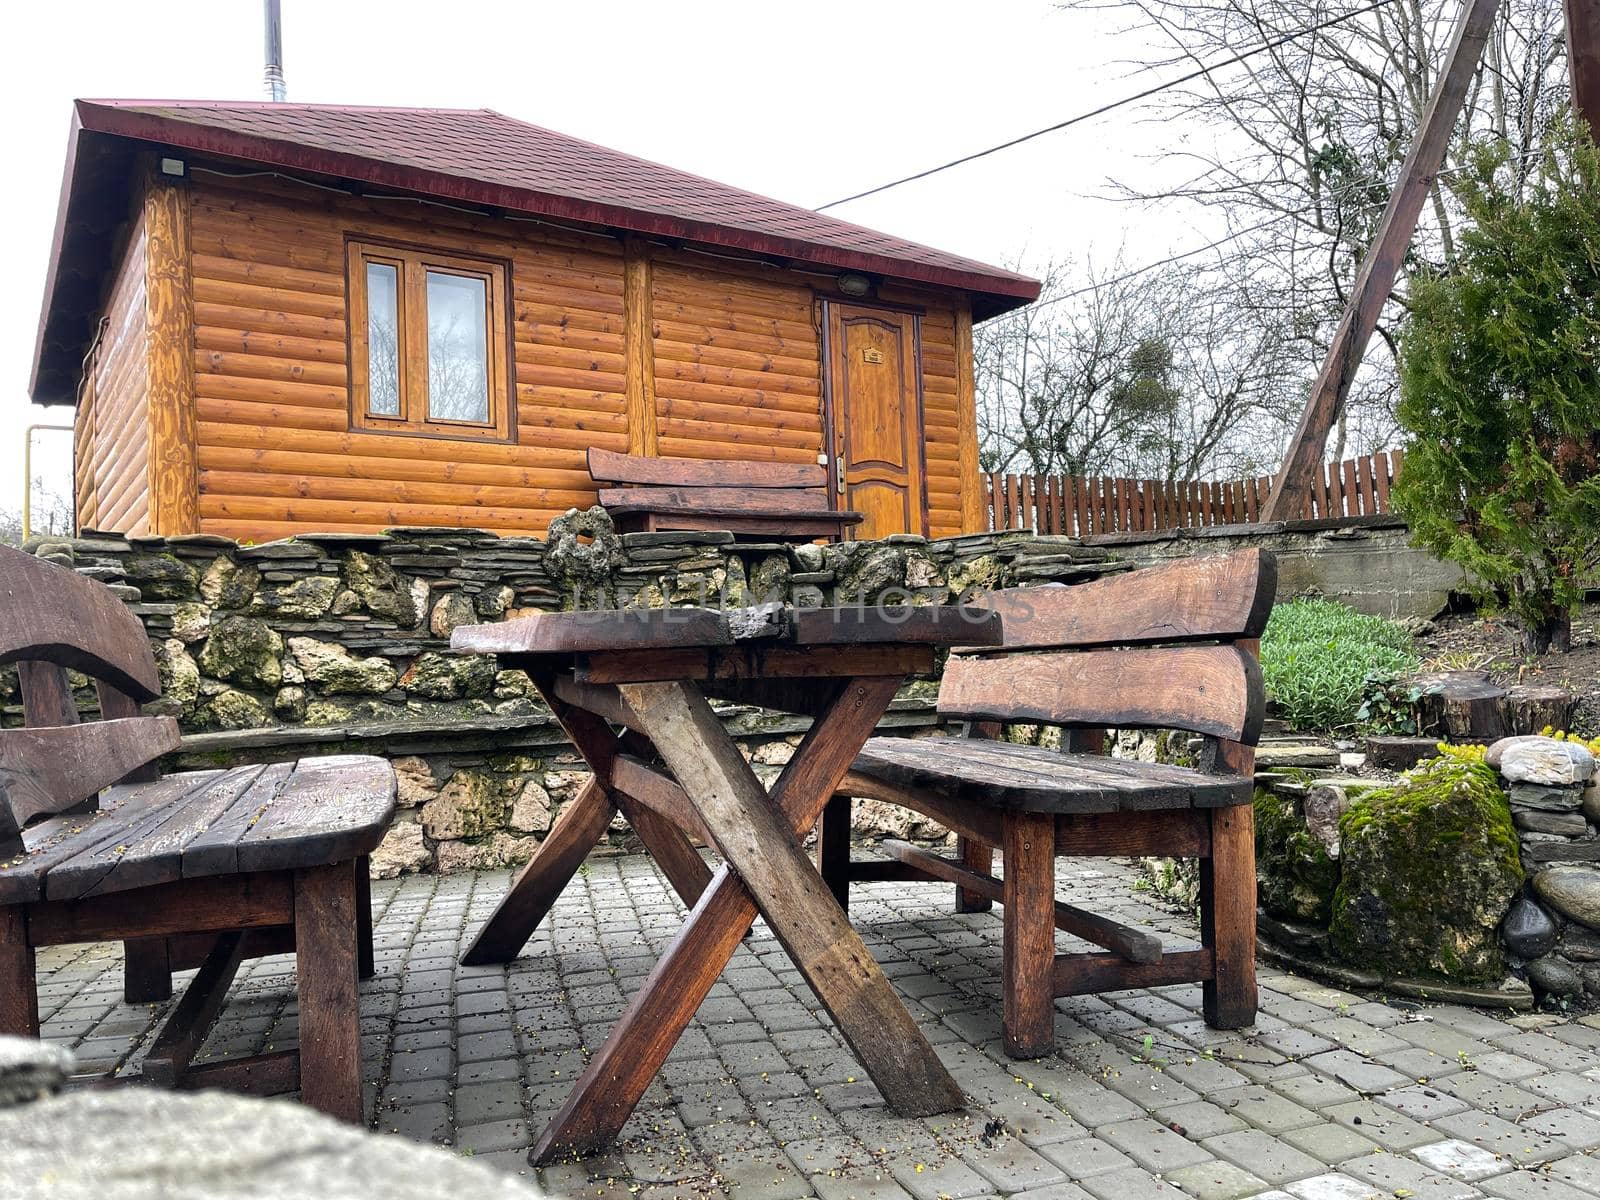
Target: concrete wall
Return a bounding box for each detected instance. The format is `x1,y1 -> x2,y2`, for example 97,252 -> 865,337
1089,515 -> 1464,621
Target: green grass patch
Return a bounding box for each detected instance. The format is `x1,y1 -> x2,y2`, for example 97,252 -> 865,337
1260,598 -> 1420,732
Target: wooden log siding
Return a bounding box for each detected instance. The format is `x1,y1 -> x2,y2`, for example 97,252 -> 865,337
186,171 -> 630,542
985,451 -> 1405,535
77,207 -> 152,535
143,171 -> 982,541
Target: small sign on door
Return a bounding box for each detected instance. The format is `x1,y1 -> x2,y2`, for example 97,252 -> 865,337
861,347 -> 885,364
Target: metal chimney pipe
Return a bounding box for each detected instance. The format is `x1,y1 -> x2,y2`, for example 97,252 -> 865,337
264,0 -> 287,102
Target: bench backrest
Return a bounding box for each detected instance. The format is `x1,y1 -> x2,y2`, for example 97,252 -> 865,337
940,549 -> 1276,760
0,546 -> 178,847
588,447 -> 827,492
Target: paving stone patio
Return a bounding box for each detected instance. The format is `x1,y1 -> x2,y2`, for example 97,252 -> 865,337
31,852 -> 1600,1200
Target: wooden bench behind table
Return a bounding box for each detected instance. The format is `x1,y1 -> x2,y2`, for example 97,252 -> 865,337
0,545 -> 394,1119
829,548 -> 1277,1056
587,447 -> 863,540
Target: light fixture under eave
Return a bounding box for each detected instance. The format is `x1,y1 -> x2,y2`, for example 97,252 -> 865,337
836,272 -> 872,297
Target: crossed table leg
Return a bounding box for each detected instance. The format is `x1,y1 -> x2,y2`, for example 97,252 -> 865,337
462,669 -> 964,1163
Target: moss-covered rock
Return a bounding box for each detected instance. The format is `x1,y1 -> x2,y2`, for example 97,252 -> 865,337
399,652 -> 498,700
342,550 -> 419,626
287,637 -> 398,695
250,575 -> 339,620
948,554 -> 1002,597
1331,756 -> 1522,984
198,617 -> 284,690
200,557 -> 260,609
428,592 -> 478,639
153,638 -> 201,711
828,543 -> 905,599
200,688 -> 275,731
169,603 -> 212,643
546,506 -> 622,609
420,768 -> 506,840
124,553 -> 199,600
303,697 -> 405,725
747,554 -> 790,603
1255,788 -> 1340,926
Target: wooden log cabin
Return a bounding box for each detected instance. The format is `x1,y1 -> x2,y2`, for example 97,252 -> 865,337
31,101 -> 1038,543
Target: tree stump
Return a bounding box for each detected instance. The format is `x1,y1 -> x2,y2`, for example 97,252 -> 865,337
1411,670 -> 1509,741
1503,685 -> 1577,736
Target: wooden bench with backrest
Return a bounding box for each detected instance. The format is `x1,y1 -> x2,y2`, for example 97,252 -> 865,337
588,447 -> 862,541
0,545 -> 394,1119
823,548 -> 1275,1056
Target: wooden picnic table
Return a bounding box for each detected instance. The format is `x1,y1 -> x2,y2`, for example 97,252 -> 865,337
450,600 -> 1003,1163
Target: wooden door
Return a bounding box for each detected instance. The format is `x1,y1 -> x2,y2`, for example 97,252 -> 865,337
826,304 -> 926,539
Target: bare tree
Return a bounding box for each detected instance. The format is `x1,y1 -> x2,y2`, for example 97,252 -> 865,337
976,258 -> 1304,479
1068,0 -> 1570,454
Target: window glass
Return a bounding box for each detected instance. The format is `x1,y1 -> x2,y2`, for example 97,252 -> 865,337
365,262 -> 401,416
426,271 -> 490,423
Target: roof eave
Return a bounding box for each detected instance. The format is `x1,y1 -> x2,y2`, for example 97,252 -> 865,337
75,102 -> 1041,311
29,109 -> 89,406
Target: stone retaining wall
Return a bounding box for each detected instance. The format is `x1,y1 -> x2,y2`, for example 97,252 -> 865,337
15,512 -> 1122,875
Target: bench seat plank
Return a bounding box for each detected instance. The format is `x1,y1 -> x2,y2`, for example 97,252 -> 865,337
598,492 -> 862,523
851,736 -> 1251,813
0,756 -> 393,905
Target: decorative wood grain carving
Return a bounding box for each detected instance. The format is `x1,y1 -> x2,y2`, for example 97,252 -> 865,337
623,237 -> 660,457
144,163 -> 200,535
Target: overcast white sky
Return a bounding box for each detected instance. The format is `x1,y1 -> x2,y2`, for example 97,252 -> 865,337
4,0 -> 1216,522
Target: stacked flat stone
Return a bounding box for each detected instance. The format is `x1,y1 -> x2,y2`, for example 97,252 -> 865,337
14,509 -> 1119,878
1489,735 -> 1600,1000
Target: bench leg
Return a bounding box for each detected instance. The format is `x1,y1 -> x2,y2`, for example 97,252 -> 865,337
123,937 -> 173,1004
955,836 -> 993,913
0,907 -> 39,1037
1002,812 -> 1056,1059
295,863 -> 362,1122
1201,804 -> 1257,1029
356,857 -> 375,981
817,794 -> 852,912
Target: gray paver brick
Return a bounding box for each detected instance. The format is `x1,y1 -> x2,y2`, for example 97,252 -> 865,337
24,853 -> 1600,1200
1200,1128 -> 1323,1184
1100,1117 -> 1213,1172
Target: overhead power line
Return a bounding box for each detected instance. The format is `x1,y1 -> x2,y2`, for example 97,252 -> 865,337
815,0 -> 1402,211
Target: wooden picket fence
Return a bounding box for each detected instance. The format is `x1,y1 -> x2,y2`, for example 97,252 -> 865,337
986,449 -> 1404,536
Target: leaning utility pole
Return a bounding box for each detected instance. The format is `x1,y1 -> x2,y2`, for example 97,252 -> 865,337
1259,0 -> 1499,521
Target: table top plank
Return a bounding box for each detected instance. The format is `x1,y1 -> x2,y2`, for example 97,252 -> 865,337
454,602 -> 1000,659
791,604 -> 1000,647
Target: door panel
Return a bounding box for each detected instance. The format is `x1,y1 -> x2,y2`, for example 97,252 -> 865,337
827,304 -> 926,539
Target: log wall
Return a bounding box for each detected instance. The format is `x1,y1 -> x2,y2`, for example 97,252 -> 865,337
75,204 -> 151,535
82,167 -> 982,542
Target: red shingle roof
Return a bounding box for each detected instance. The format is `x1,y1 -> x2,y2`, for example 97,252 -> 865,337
34,100 -> 1036,403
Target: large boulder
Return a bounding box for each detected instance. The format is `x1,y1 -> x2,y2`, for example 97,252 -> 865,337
1331,756 -> 1523,984
197,617 -> 284,691
1254,789 -> 1340,926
